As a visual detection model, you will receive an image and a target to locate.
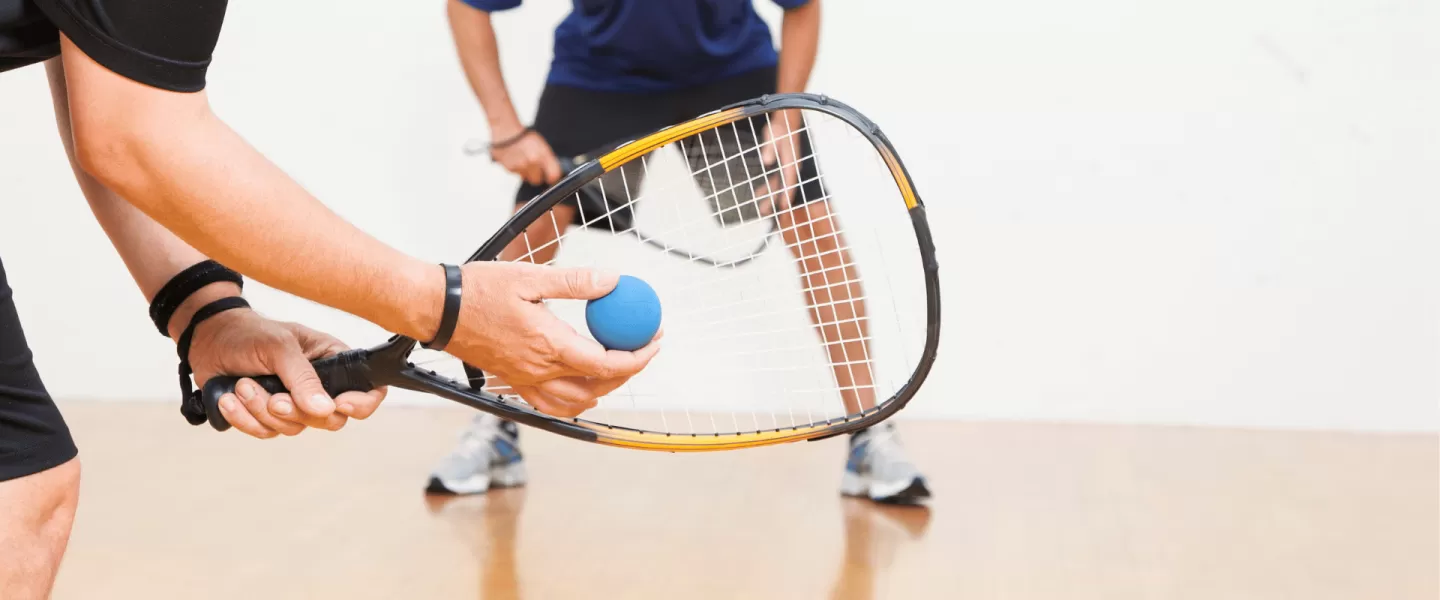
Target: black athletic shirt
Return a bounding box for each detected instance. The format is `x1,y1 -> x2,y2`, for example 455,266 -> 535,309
0,0 -> 229,91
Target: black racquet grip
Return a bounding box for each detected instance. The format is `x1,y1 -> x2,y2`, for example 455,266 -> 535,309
199,349 -> 375,432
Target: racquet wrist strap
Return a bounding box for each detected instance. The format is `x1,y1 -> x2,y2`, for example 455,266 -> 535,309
422,264 -> 463,351
149,260 -> 243,337
176,297 -> 251,426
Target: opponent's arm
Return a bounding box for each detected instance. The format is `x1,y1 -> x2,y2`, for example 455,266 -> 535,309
448,0 -> 522,143
447,0 -> 561,185
777,0 -> 821,94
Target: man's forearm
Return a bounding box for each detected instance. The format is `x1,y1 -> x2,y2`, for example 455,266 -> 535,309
81,182 -> 243,339
96,110 -> 441,340
45,56 -> 244,339
60,37 -> 442,342
777,0 -> 821,94
448,0 -> 524,134
82,184 -> 243,340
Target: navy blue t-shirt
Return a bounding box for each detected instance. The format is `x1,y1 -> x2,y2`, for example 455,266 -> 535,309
461,0 -> 809,93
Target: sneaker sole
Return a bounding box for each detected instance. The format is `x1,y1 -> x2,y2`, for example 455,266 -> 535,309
425,462 -> 528,496
840,472 -> 932,505
874,478 -> 931,505
425,474 -> 490,496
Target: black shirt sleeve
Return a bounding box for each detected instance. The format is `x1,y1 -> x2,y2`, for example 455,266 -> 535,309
31,0 -> 230,92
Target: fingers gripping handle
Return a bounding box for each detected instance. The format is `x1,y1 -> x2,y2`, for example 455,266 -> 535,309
197,349 -> 375,431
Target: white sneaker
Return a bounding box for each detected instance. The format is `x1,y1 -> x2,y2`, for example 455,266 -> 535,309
426,413 -> 527,495
840,422 -> 931,504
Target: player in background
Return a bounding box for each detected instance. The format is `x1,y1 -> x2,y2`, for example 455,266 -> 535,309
431,0 -> 931,505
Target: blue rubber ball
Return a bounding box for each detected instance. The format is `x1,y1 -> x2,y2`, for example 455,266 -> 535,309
585,275 -> 662,351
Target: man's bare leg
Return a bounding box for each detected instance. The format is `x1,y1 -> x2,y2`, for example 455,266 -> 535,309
0,460 -> 81,599
0,57 -> 93,600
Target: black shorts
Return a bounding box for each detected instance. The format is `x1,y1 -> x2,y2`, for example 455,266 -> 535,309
518,66 -> 828,226
0,257 -> 77,482
0,0 -> 228,92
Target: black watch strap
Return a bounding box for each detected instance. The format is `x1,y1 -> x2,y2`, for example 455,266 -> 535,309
421,264 -> 463,351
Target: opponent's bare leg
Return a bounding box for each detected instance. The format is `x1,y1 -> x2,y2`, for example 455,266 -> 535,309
773,168 -> 929,505
779,200 -> 875,415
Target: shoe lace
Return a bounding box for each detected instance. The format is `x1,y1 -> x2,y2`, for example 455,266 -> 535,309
859,425 -> 907,472
452,418 -> 501,461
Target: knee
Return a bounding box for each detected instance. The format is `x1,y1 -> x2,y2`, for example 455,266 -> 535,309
25,457 -> 80,541
39,458 -> 82,532
0,458 -> 82,581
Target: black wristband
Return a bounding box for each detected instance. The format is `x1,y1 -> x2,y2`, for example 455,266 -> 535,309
149,260 -> 243,337
488,126 -> 535,152
176,297 -> 250,426
421,264 -> 463,351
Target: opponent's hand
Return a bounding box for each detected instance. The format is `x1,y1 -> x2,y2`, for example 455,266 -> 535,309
489,125 -> 563,187
444,262 -> 661,417
187,308 -> 388,439
756,110 -> 804,217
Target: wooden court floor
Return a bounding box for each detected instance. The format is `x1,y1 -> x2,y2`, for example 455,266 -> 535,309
49,402 -> 1437,599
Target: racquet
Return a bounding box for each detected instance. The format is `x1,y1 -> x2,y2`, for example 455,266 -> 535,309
194,93 -> 941,452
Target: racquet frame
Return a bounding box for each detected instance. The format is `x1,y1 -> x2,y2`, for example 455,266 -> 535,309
197,93 -> 941,452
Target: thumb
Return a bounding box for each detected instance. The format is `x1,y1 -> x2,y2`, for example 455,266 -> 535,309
525,267 -> 619,301
270,341 -> 336,417
542,156 -> 564,185
284,322 -> 349,359
759,137 -> 777,169
759,122 -> 781,167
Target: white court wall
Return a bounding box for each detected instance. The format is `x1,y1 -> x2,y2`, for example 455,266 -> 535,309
0,0 -> 1435,431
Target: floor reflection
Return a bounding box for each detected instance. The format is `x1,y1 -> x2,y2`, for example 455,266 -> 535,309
423,489 -> 931,600
425,488 -> 527,600
830,500 -> 932,600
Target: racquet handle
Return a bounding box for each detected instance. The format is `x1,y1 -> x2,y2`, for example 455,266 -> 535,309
199,349 -> 376,432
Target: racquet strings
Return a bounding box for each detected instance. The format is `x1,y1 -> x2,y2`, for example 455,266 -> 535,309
417,108 -> 928,436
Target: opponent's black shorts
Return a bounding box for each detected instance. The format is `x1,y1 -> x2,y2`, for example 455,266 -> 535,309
517,66 -> 828,226
0,0 -> 229,92
0,258 -> 77,482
